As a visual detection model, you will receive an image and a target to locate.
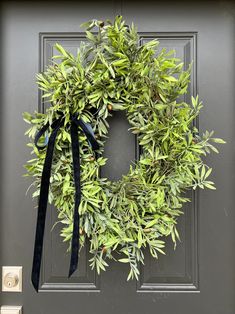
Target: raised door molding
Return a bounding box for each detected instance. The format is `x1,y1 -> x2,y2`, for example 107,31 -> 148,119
39,32 -> 198,292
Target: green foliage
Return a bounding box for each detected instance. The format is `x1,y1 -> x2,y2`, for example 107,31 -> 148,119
23,16 -> 225,280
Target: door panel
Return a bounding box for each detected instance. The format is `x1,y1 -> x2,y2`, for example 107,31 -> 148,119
0,1 -> 234,314
40,32 -> 198,292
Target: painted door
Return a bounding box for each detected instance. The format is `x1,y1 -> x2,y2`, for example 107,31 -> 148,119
0,1 -> 234,313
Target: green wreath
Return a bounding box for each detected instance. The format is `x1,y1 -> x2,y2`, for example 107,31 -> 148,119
24,16 -> 225,280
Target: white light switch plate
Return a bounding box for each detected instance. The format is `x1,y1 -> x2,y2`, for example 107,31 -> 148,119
0,306 -> 22,314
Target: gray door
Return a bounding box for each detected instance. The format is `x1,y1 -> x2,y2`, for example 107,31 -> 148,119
0,1 -> 234,313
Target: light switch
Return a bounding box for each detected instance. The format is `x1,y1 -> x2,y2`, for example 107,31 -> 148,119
0,306 -> 22,314
2,267 -> 22,292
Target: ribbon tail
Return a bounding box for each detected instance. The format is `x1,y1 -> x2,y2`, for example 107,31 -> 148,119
69,121 -> 81,277
31,124 -> 60,292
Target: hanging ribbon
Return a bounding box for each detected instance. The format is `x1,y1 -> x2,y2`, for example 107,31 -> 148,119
31,113 -> 99,292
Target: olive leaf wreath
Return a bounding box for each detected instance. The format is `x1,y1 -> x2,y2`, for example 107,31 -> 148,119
23,16 -> 225,283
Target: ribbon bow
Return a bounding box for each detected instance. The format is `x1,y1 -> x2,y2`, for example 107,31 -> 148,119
31,113 -> 99,292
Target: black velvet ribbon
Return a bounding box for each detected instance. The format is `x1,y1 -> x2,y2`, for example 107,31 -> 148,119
31,113 -> 99,292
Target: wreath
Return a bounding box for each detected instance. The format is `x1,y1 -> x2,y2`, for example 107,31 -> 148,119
24,16 -> 225,290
